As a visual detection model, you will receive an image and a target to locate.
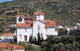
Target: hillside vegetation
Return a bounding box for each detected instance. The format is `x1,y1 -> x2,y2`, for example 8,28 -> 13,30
0,0 -> 80,33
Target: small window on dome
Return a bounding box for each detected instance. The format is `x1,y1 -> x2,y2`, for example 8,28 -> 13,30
19,17 -> 22,22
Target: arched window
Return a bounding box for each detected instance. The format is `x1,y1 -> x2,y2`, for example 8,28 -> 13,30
38,25 -> 40,31
19,17 -> 22,22
38,15 -> 40,20
19,34 -> 22,39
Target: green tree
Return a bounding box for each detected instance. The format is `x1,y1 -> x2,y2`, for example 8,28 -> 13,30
41,35 -> 80,51
65,43 -> 72,51
29,35 -> 34,43
72,41 -> 80,51
24,45 -> 36,51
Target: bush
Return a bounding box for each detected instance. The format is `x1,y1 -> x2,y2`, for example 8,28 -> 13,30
29,33 -> 44,45
41,35 -> 80,51
0,10 -> 5,14
24,45 -> 41,51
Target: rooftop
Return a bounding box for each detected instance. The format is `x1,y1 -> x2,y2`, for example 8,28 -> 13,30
0,43 -> 24,50
33,10 -> 44,15
16,20 -> 56,28
0,33 -> 13,37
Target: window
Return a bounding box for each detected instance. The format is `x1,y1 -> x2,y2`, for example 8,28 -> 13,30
19,34 -> 22,39
19,17 -> 22,22
38,25 -> 40,31
25,28 -> 27,31
38,15 -> 40,20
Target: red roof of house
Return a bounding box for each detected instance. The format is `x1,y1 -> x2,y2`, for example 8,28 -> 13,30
33,10 -> 44,15
16,20 -> 56,28
45,20 -> 56,27
16,20 -> 33,27
1,33 -> 13,37
0,43 -> 24,50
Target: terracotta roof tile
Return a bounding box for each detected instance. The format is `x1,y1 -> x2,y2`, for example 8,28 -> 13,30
16,20 -> 56,28
25,20 -> 33,24
1,33 -> 13,37
34,10 -> 44,15
16,23 -> 32,27
45,20 -> 56,27
16,20 -> 33,27
0,43 -> 24,50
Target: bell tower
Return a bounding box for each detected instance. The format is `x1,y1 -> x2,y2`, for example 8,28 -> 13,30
16,15 -> 25,23
33,10 -> 46,39
33,10 -> 44,21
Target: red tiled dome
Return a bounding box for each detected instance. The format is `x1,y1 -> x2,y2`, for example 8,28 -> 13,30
33,10 -> 44,15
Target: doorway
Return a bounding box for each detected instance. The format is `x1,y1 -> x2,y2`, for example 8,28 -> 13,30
24,35 -> 27,42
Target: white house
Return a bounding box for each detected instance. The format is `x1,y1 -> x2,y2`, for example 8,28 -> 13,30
16,10 -> 58,43
0,43 -> 24,51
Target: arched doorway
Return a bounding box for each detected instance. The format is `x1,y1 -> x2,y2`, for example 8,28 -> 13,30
24,35 -> 27,42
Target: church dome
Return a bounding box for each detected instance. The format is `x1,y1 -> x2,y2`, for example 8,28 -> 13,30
33,10 -> 44,15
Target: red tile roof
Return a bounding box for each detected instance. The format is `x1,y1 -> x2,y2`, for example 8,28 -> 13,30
16,20 -> 33,27
45,20 -> 56,27
1,33 -> 13,37
16,23 -> 32,27
25,20 -> 33,24
16,20 -> 56,28
33,10 -> 44,15
0,43 -> 24,50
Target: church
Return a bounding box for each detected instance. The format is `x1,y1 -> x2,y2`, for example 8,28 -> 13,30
16,10 -> 58,43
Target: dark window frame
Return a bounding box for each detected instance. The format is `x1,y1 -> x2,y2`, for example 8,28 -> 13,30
18,17 -> 22,22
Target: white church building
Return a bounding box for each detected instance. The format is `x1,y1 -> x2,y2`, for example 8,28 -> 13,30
16,10 -> 58,43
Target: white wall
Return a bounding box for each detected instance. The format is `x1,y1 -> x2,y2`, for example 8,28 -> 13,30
33,21 -> 47,39
0,50 -> 11,51
16,27 -> 32,43
13,49 -> 24,51
16,21 -> 58,43
0,49 -> 24,51
33,21 -> 58,40
0,36 -> 13,40
34,15 -> 44,21
46,28 -> 58,35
